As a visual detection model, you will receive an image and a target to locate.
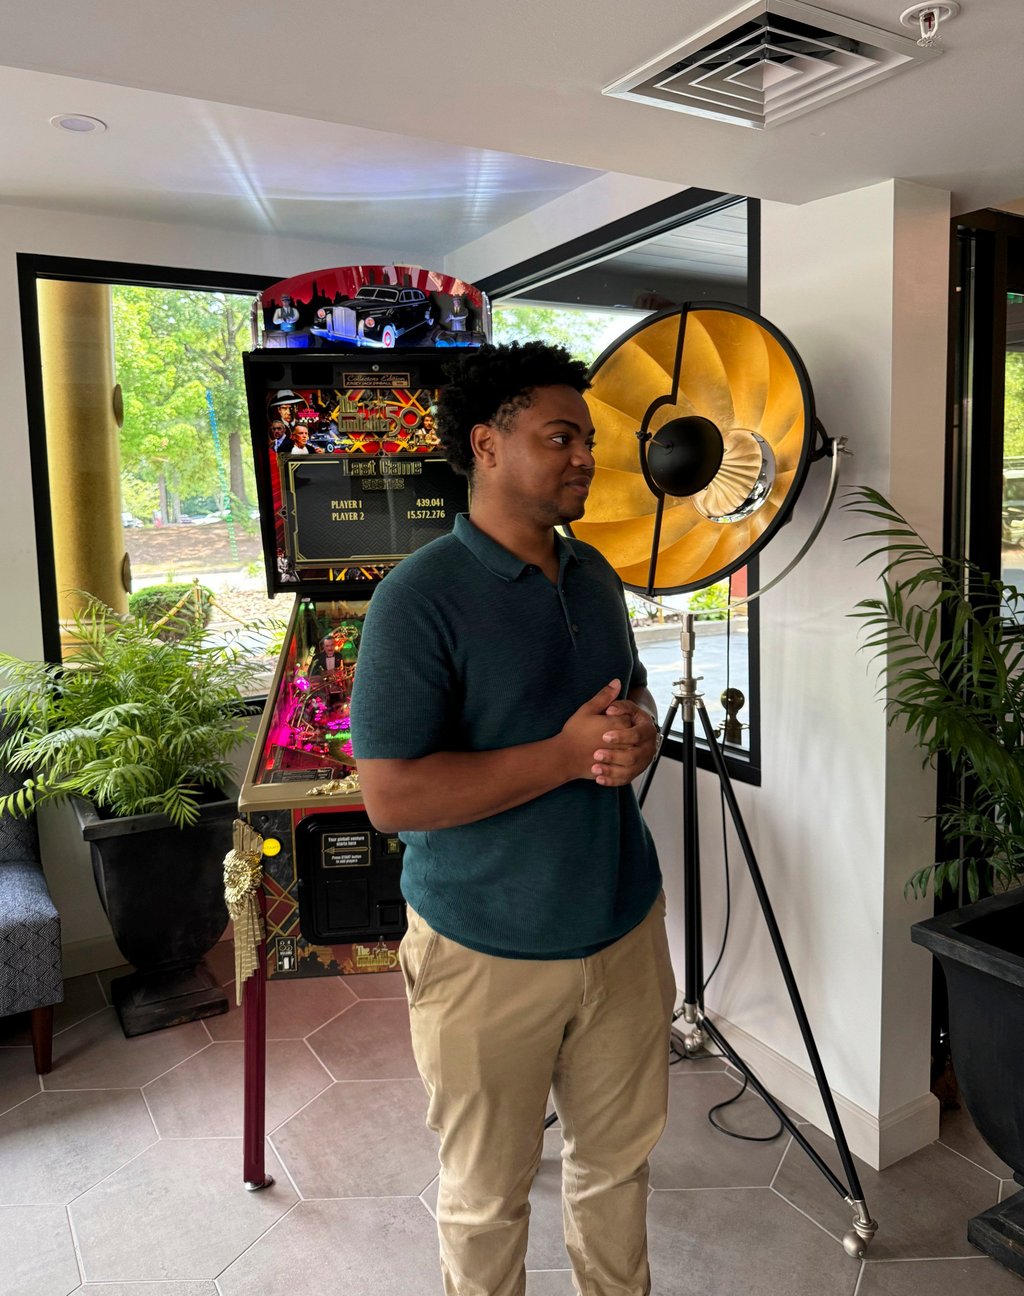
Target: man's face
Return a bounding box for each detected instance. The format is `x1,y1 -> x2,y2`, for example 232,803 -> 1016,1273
279,403 -> 298,424
290,427 -> 309,448
269,420 -> 286,441
477,385 -> 596,527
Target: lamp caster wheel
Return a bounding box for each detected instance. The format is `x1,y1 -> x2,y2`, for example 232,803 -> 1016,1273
680,1027 -> 707,1057
843,1203 -> 878,1257
842,1229 -> 867,1258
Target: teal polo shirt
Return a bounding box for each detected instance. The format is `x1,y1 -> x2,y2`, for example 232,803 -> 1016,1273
350,512 -> 661,959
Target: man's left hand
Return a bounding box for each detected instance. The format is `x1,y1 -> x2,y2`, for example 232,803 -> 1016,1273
591,700 -> 659,786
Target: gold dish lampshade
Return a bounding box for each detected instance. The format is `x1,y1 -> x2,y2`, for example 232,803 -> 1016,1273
568,303 -> 818,595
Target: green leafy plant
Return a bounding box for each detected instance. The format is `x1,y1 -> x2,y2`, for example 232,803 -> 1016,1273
847,486 -> 1024,901
128,582 -> 213,642
0,597 -> 259,828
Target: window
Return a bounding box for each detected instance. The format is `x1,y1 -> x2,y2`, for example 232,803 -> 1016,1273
950,212 -> 1024,608
19,256 -> 280,694
482,191 -> 760,779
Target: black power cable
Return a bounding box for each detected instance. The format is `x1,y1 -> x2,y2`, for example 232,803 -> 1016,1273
668,737 -> 783,1144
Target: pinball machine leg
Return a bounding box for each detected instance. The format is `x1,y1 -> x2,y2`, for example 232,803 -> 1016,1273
243,888 -> 273,1190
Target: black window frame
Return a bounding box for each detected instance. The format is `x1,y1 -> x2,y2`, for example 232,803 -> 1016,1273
481,189 -> 762,785
17,253 -> 276,666
947,208 -> 1024,588
940,208 -> 1024,910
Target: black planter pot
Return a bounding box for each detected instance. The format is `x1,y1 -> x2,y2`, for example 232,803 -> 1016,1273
913,888 -> 1024,1276
72,790 -> 236,1037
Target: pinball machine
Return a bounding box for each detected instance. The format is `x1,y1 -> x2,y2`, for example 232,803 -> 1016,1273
235,264 -> 489,1188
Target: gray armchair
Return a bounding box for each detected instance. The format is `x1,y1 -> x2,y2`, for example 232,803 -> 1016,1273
0,767 -> 63,1073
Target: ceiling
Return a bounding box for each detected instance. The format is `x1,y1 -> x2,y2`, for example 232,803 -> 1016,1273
0,0 -> 1021,260
611,206 -> 749,281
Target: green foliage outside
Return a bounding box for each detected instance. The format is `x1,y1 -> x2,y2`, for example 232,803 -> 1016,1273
848,486 -> 1024,901
0,598 -> 260,828
112,287 -> 254,525
1005,352 -> 1024,458
128,583 -> 214,642
687,582 -> 729,621
492,303 -> 641,367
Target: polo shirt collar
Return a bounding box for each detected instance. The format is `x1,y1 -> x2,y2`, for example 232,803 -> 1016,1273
453,513 -> 586,583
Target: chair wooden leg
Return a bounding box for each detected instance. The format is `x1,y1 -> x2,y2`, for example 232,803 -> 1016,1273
30,1004 -> 54,1074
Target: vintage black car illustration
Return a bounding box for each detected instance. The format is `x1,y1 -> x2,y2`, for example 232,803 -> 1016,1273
311,286 -> 435,348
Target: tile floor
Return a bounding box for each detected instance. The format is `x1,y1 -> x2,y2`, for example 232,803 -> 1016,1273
1,941 -> 1021,1295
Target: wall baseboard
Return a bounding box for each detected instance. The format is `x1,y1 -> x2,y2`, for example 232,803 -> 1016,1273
61,935 -> 126,979
62,930 -> 234,981
678,1012 -> 939,1170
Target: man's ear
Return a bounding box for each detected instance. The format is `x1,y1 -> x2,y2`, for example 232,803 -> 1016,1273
470,422 -> 497,471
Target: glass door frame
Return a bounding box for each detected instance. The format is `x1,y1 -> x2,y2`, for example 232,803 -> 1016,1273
17,253 -> 275,664
947,208 -> 1024,584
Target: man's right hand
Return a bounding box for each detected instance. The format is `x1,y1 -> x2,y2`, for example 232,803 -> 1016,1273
560,680 -> 631,781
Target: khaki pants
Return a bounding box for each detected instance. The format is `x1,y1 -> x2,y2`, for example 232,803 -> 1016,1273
400,896 -> 676,1296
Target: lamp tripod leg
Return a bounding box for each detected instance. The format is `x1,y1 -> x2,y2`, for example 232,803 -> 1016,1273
695,699 -> 877,1255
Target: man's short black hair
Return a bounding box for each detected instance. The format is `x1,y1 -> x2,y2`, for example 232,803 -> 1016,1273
436,341 -> 591,478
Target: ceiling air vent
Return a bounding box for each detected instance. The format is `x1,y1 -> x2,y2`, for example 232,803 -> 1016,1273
603,0 -> 940,128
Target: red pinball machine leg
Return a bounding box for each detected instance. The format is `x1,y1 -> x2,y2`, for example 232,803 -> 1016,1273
243,887 -> 274,1190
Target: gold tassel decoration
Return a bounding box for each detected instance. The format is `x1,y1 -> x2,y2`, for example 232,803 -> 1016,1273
223,818 -> 265,1005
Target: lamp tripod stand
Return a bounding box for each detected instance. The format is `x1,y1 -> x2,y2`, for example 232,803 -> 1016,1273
637,613 -> 878,1258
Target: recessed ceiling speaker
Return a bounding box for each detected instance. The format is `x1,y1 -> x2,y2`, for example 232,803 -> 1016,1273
568,302 -> 824,595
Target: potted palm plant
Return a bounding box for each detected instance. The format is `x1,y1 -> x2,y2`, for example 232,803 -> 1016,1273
0,595 -> 262,1037
848,486 -> 1024,1276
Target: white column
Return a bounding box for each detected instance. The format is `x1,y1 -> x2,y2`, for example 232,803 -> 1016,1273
646,180 -> 950,1168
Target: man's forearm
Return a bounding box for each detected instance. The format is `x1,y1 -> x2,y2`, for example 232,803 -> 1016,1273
358,734 -> 573,833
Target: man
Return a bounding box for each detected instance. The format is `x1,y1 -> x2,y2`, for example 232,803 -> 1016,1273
286,425 -> 320,455
268,419 -> 290,452
272,293 -> 300,332
350,341 -> 675,1296
269,388 -> 302,428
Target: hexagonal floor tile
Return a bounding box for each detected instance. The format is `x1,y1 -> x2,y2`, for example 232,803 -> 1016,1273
0,1204 -> 80,1296
43,1009 -> 210,1090
647,1187 -> 858,1296
421,1126 -> 570,1271
271,1079 -> 437,1198
938,1104 -> 1014,1179
649,1070 -> 791,1190
144,1040 -> 331,1137
857,1256 -> 1024,1295
70,1139 -> 296,1282
0,1046 -> 41,1115
344,969 -> 406,999
73,1286 -> 218,1295
0,974 -> 107,1049
307,998 -> 418,1080
217,1197 -> 440,1296
203,974 -> 357,1042
772,1124 -> 1001,1259
525,1273 -> 576,1295
0,1089 -> 155,1205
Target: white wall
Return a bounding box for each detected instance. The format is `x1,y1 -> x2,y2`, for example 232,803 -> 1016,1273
643,180 -> 951,1169
0,202 -> 396,973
